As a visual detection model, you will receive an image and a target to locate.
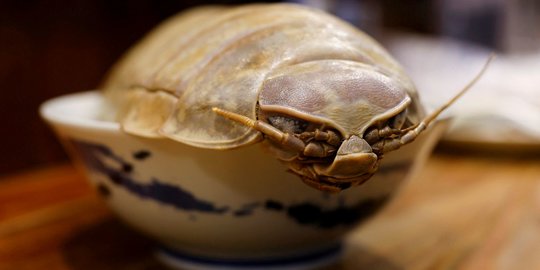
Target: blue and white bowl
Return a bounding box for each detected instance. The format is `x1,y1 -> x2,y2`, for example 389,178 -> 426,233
40,91 -> 444,270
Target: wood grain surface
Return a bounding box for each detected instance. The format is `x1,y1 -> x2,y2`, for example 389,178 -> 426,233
1,151 -> 539,270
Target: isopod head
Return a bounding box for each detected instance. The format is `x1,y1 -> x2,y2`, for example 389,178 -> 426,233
214,56 -> 493,192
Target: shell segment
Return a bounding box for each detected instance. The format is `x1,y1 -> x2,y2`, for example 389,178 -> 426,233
259,60 -> 411,137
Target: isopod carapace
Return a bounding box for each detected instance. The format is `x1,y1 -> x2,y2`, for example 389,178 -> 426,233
102,4 -> 487,192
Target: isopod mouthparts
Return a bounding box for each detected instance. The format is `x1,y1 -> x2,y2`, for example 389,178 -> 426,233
102,3 -> 492,192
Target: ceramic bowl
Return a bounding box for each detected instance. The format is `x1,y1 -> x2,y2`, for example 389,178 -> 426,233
40,91 -> 444,270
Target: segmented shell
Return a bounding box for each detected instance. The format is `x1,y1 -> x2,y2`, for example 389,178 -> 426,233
102,3 -> 421,149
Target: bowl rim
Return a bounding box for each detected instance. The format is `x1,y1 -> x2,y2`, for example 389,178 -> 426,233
39,90 -> 120,132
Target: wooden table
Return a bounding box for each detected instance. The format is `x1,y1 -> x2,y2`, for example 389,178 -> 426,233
1,150 -> 539,270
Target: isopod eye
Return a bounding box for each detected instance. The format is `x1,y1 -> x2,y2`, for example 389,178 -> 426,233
390,108 -> 410,129
267,115 -> 308,134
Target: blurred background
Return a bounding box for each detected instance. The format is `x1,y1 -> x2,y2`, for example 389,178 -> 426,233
1,0 -> 539,177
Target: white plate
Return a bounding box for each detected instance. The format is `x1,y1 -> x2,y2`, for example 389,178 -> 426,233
386,34 -> 540,152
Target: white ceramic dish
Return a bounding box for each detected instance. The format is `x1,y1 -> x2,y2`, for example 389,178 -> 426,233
387,34 -> 540,152
40,91 -> 445,270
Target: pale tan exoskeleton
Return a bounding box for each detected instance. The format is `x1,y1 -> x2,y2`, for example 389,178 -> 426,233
102,3 -> 492,192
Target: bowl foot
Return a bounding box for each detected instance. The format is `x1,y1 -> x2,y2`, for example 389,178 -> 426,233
155,244 -> 342,270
